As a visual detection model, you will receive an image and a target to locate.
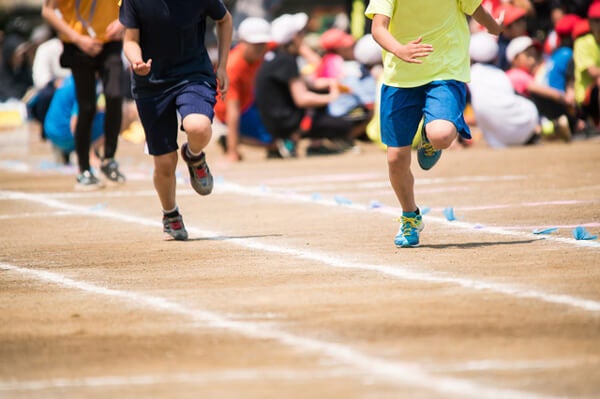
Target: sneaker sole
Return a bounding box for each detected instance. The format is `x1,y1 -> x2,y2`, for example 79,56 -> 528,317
163,231 -> 189,241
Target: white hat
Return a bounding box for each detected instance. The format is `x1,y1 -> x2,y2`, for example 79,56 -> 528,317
469,32 -> 498,63
238,17 -> 271,44
506,36 -> 534,63
271,12 -> 309,44
353,34 -> 382,65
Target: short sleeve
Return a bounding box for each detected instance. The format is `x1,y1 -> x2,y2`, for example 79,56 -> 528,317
459,0 -> 482,16
365,0 -> 394,20
119,0 -> 139,29
207,0 -> 227,21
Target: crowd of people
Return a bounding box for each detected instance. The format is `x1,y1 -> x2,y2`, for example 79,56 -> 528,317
0,0 -> 599,244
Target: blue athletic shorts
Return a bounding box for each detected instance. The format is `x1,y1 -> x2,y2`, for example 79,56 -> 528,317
135,82 -> 217,156
240,104 -> 273,144
379,80 -> 471,147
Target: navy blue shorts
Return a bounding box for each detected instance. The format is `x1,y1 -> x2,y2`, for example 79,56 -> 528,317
135,82 -> 217,156
380,80 -> 471,148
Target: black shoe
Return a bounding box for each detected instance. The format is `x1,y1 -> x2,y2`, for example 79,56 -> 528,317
306,144 -> 343,156
100,158 -> 126,184
217,135 -> 228,153
75,170 -> 104,191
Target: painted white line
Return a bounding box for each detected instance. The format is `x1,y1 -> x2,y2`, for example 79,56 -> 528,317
0,211 -> 76,220
216,182 -> 600,249
425,359 -> 598,373
2,189 -> 599,313
0,369 -> 356,391
0,262 -> 558,399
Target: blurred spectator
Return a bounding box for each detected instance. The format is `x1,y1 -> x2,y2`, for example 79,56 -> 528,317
315,28 -> 355,79
256,12 -> 361,157
573,2 -> 600,126
496,4 -> 529,70
544,15 -> 579,93
506,36 -> 574,140
213,17 -> 278,162
232,0 -> 281,29
0,33 -> 33,101
27,32 -> 70,139
44,74 -> 104,166
468,32 -> 540,147
42,0 -> 125,190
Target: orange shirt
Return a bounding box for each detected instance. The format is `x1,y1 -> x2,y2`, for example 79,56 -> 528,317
215,43 -> 263,123
57,0 -> 120,43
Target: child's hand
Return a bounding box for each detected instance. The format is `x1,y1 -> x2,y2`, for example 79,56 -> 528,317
75,35 -> 103,57
395,37 -> 433,64
216,66 -> 229,100
132,59 -> 152,76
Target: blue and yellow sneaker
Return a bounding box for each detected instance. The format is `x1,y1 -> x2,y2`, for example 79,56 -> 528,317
394,212 -> 424,248
417,130 -> 441,170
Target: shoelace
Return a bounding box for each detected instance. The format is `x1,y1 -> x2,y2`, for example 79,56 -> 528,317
395,216 -> 419,236
421,141 -> 438,157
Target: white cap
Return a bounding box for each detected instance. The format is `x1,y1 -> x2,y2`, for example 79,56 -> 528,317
506,36 -> 534,63
238,17 -> 271,44
469,32 -> 499,63
353,34 -> 382,65
271,12 -> 309,44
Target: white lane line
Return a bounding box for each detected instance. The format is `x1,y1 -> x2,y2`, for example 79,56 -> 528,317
425,359 -> 598,373
0,211 -> 76,220
0,369 -> 356,391
216,182 -> 600,249
2,189 -> 599,313
0,262 -> 558,399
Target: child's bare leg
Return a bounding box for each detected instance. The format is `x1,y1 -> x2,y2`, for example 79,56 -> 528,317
182,114 -> 212,154
153,151 -> 178,211
387,146 -> 417,212
425,120 -> 458,150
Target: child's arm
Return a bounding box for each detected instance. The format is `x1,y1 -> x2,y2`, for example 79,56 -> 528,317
122,28 -> 152,76
371,14 -> 433,64
214,11 -> 233,99
471,5 -> 504,36
527,82 -> 572,106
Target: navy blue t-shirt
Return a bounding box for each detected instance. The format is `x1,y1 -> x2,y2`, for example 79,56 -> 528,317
119,0 -> 227,98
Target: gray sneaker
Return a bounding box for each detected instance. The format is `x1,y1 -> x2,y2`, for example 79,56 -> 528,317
181,143 -> 213,196
100,158 -> 126,184
163,214 -> 188,241
75,170 -> 105,191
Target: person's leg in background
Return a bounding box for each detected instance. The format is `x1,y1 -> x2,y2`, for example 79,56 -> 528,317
99,42 -> 125,182
70,52 -> 102,189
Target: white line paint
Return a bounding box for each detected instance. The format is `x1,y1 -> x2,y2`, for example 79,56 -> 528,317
216,182 -> 600,249
425,359 -> 598,373
0,369 -> 356,391
0,262 -> 559,399
2,190 -> 599,312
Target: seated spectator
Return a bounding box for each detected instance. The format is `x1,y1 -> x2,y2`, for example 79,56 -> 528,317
44,75 -> 104,166
0,33 -> 33,102
256,13 -> 360,157
27,33 -> 71,140
573,2 -> 600,127
495,4 -> 529,70
213,17 -> 278,162
506,36 -> 574,140
315,28 -> 355,79
545,14 -> 581,92
468,32 -> 540,148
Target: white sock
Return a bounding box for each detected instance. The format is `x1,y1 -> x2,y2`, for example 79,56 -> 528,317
163,206 -> 178,215
186,144 -> 202,157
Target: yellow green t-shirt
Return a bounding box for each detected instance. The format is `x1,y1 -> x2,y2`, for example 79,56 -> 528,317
573,33 -> 600,104
58,0 -> 121,43
365,0 -> 481,88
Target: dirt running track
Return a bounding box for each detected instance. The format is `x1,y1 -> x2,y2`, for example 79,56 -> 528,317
0,125 -> 599,399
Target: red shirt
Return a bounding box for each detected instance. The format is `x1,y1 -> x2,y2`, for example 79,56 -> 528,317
214,43 -> 262,122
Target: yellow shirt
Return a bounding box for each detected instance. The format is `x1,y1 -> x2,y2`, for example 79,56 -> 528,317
365,0 -> 481,88
573,33 -> 600,104
57,0 -> 120,43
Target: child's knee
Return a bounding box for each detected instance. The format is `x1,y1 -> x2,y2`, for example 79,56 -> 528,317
425,121 -> 457,149
182,114 -> 212,137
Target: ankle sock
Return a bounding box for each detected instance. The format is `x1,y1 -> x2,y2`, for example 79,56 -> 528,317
163,206 -> 179,218
185,145 -> 203,158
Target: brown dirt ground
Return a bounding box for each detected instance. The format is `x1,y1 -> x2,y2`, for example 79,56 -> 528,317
0,124 -> 599,399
